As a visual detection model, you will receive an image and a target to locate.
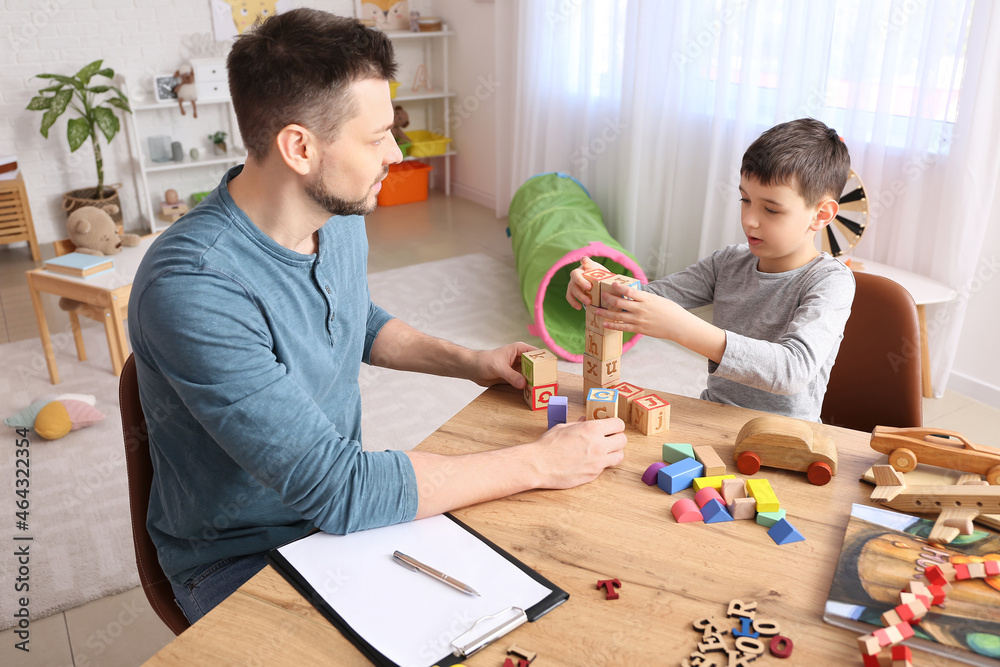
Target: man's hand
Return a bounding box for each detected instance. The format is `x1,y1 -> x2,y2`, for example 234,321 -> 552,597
469,342 -> 536,389
526,417 -> 627,489
566,256 -> 604,310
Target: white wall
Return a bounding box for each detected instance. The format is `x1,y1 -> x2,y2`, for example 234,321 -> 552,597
434,0 -> 497,209
949,202 -> 1000,406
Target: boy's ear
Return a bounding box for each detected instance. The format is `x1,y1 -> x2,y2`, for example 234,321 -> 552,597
810,197 -> 840,231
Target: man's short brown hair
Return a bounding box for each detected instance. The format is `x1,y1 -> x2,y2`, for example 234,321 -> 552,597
227,8 -> 397,160
741,118 -> 851,206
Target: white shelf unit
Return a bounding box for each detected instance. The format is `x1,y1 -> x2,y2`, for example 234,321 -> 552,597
386,29 -> 454,194
124,89 -> 243,233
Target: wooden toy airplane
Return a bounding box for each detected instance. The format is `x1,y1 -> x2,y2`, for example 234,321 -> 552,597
869,464 -> 1000,542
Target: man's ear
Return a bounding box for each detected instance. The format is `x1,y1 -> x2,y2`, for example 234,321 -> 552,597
274,124 -> 318,176
811,197 -> 839,231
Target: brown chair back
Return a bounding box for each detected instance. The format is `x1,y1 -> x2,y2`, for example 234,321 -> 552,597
119,354 -> 191,635
821,271 -> 923,432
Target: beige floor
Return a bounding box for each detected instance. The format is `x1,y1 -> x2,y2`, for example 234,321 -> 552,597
1,191 -> 998,666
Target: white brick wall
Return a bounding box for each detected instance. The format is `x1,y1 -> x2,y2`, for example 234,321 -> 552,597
0,0 -> 355,244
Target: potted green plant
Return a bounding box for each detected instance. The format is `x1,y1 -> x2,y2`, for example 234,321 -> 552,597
209,131 -> 228,155
26,59 -> 132,226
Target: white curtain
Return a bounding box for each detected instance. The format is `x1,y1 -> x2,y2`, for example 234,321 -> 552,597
495,0 -> 1000,397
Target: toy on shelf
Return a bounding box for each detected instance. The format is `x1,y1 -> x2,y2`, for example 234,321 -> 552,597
391,105 -> 412,152
173,65 -> 197,118
869,426 -> 1000,484
209,131 -> 228,155
734,415 -> 838,485
160,189 -> 189,223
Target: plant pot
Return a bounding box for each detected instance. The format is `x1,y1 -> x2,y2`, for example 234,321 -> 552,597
62,183 -> 124,233
213,141 -> 227,155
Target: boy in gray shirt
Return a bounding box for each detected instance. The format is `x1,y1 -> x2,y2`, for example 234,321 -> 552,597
568,119 -> 856,422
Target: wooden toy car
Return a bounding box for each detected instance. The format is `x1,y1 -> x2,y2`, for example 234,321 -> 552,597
734,416 -> 838,485
869,426 -> 1000,485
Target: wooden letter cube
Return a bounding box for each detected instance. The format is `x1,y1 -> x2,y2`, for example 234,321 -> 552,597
631,393 -> 670,435
523,382 -> 558,411
610,381 -> 644,422
582,354 -> 621,386
581,267 -> 617,305
586,387 -> 619,420
521,348 -> 558,386
584,304 -> 616,333
584,328 -> 623,360
599,274 -> 641,310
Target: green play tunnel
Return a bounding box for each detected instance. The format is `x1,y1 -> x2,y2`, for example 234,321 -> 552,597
507,172 -> 647,361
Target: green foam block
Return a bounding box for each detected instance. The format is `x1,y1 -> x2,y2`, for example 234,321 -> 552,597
756,509 -> 787,528
662,443 -> 695,464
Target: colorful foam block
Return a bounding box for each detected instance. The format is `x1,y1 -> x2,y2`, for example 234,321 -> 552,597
693,445 -> 727,477
657,457 -> 704,494
585,387 -> 619,420
520,348 -> 558,386
746,478 -> 780,513
767,518 -> 805,545
547,395 -> 568,423
662,442 -> 695,464
642,462 -> 668,486
694,486 -> 724,508
701,498 -> 733,523
692,474 -> 737,492
755,509 -> 786,528
671,498 -> 703,523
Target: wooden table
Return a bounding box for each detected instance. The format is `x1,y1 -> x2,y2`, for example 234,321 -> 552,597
26,234 -> 157,383
856,260 -> 959,398
146,373 -> 966,666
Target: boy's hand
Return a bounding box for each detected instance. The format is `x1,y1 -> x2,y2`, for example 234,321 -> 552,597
566,256 -> 603,310
595,282 -> 685,340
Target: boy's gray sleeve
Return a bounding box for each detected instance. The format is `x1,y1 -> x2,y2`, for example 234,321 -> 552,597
642,250 -> 726,308
713,268 -> 856,395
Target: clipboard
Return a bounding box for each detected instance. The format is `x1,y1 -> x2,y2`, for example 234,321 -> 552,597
267,514 -> 568,667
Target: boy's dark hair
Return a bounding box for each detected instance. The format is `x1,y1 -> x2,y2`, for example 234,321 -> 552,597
741,118 -> 851,206
227,8 -> 397,160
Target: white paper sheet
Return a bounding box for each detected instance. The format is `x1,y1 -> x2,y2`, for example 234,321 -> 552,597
276,515 -> 554,667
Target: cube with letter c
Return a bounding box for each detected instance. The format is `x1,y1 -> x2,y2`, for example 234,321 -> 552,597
586,387 -> 619,420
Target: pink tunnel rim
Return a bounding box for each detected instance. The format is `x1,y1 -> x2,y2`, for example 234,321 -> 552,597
525,241 -> 648,362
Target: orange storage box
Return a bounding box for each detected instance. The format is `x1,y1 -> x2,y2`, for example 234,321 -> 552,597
377,161 -> 433,207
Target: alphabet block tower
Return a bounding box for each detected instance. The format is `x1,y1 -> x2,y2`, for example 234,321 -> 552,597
521,348 -> 559,410
581,267 -> 639,398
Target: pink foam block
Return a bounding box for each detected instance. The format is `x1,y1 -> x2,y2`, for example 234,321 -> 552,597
694,486 -> 724,509
642,462 -> 668,486
671,498 -> 704,523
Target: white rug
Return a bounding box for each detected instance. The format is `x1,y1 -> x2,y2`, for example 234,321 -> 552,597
0,252 -> 706,627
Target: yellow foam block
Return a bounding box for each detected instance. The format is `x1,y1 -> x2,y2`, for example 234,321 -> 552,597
746,478 -> 780,513
691,475 -> 737,492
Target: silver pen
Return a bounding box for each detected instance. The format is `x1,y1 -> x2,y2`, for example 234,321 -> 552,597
392,550 -> 481,597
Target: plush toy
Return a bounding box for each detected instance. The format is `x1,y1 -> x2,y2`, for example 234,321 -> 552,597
173,65 -> 198,118
59,205 -> 140,311
392,105 -> 411,145
5,394 -> 105,440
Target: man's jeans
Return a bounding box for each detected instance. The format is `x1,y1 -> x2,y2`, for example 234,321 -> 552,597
170,552 -> 269,624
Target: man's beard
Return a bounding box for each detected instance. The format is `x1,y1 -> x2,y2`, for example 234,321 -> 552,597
305,164 -> 389,217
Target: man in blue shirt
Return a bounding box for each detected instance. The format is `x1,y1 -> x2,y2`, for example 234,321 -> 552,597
129,8 -> 627,624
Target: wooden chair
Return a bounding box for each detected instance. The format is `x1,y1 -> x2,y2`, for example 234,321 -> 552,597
821,271 -> 923,433
119,354 -> 191,635
53,238 -> 129,373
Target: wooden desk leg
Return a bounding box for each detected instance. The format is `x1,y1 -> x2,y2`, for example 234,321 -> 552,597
917,304 -> 932,398
69,311 -> 87,361
26,274 -> 60,385
102,312 -> 123,376
107,298 -> 127,377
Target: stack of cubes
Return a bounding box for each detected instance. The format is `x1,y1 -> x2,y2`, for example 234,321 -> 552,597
521,348 -> 559,411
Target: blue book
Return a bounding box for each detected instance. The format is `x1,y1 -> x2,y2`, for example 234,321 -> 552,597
44,252 -> 114,278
